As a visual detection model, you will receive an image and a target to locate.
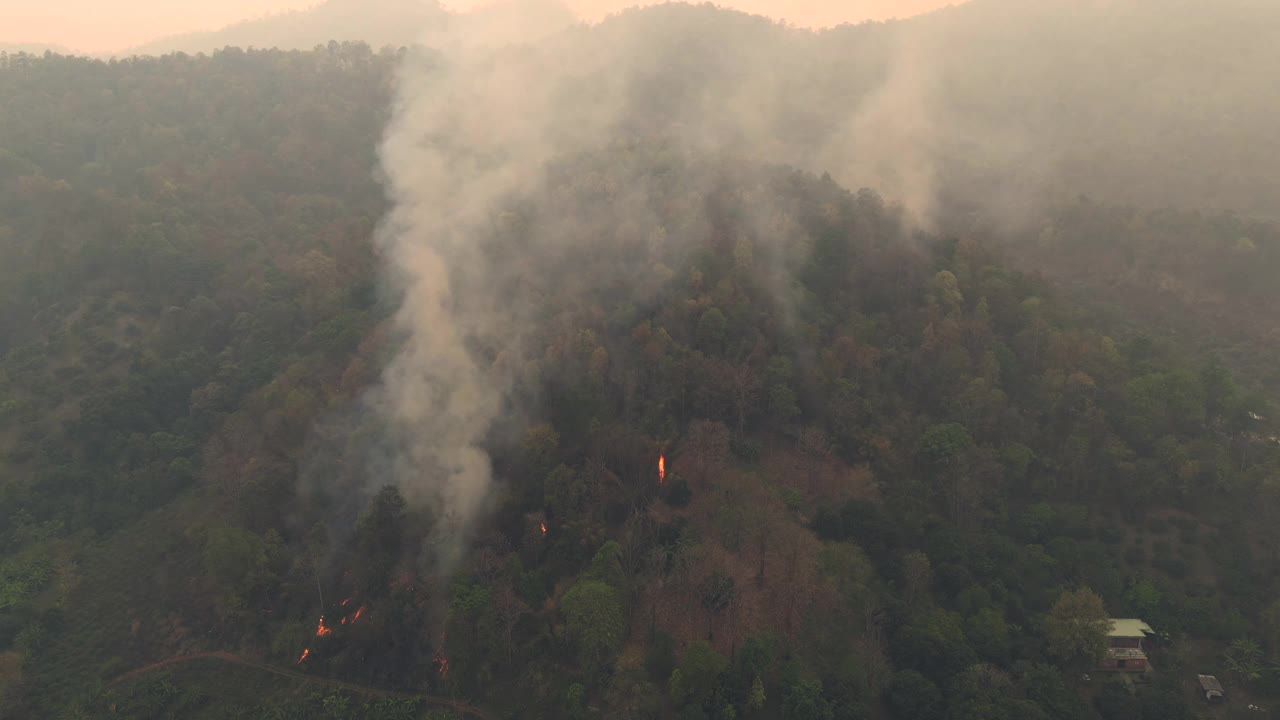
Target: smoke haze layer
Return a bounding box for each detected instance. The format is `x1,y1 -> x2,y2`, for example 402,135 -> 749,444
368,0 -> 1280,574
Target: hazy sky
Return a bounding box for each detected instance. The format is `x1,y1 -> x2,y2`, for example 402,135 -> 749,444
5,0 -> 952,53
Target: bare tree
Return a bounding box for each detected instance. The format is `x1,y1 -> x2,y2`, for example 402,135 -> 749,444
494,583 -> 531,667
797,425 -> 833,491
682,419 -> 731,486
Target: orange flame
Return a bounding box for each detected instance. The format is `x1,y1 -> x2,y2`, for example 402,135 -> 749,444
540,522 -> 547,535
341,617 -> 348,625
353,606 -> 365,622
316,616 -> 333,637
341,597 -> 352,607
434,631 -> 449,677
296,648 -> 310,664
658,454 -> 666,483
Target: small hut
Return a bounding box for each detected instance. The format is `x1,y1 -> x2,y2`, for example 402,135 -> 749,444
1101,619 -> 1155,672
1197,674 -> 1225,703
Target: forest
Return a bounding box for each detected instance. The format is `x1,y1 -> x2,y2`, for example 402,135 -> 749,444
3,3 -> 1280,720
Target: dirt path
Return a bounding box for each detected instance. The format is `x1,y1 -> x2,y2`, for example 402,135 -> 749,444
108,652 -> 489,719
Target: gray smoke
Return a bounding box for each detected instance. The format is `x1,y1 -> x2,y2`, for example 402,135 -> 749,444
366,5 -> 837,574
367,0 -> 1280,574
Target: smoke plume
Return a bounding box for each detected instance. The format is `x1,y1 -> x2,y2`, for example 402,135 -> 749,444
364,2 -> 981,575
365,0 -> 1280,575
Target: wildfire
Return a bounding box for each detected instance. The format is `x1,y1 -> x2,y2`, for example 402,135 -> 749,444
341,604 -> 367,626
540,522 -> 547,535
296,648 -> 310,664
658,454 -> 666,483
316,615 -> 333,637
341,597 -> 352,607
434,632 -> 449,677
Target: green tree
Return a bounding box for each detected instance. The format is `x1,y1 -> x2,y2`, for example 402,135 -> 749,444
929,270 -> 965,311
1045,588 -> 1111,670
965,607 -> 1011,664
604,667 -> 662,720
697,308 -> 729,353
1261,599 -> 1280,655
1094,682 -> 1140,720
589,540 -> 626,589
522,423 -> 560,486
646,631 -> 677,682
901,551 -> 932,607
679,641 -> 728,706
202,526 -> 277,612
782,679 -> 833,720
545,463 -> 588,518
565,683 -> 587,720
917,423 -> 973,466
561,578 -> 626,677
947,664 -> 1010,720
745,675 -> 766,714
887,670 -> 944,720
1022,664 -> 1089,720
1121,578 -> 1162,620
769,383 -> 801,424
670,668 -> 688,706
891,608 -> 977,679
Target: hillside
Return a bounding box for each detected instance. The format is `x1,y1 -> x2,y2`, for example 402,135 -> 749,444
118,0 -> 1280,222
3,5 -> 1280,720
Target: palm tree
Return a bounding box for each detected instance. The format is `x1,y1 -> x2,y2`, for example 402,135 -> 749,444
1224,638 -> 1265,685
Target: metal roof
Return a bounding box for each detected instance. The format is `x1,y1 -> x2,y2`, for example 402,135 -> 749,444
1199,675 -> 1225,694
1108,619 -> 1154,637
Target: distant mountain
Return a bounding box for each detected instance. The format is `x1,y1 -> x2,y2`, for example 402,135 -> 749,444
0,42 -> 74,55
445,0 -> 578,49
101,0 -> 1280,222
121,0 -> 577,56
410,0 -> 1278,224
566,0 -> 1280,223
122,0 -> 449,56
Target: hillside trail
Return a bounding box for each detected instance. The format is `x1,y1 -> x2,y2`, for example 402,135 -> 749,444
108,651 -> 489,719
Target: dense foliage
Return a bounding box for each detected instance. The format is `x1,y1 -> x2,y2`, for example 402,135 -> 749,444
3,24 -> 1280,720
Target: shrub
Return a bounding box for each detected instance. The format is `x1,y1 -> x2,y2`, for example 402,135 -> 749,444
646,632 -> 677,682
1153,555 -> 1187,579
730,436 -> 760,462
666,478 -> 693,507
1124,547 -> 1146,566
1097,525 -> 1124,545
1176,522 -> 1198,546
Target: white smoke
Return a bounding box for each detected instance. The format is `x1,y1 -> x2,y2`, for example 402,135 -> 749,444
365,3 -> 945,574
